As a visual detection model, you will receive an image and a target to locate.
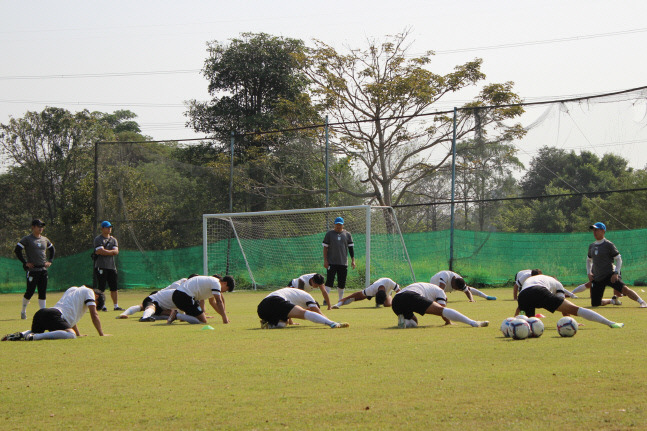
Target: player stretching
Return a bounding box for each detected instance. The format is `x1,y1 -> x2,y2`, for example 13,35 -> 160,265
258,287 -> 349,329
332,277 -> 401,308
518,274 -> 623,328
287,273 -> 332,310
2,286 -> 109,341
430,270 -> 497,302
587,222 -> 646,308
167,275 -> 234,325
392,282 -> 489,329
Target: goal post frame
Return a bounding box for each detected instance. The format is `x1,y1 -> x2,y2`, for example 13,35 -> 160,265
203,205 -> 415,289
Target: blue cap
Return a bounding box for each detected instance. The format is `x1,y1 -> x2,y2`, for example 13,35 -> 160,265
589,222 -> 606,231
334,217 -> 344,225
100,221 -> 112,228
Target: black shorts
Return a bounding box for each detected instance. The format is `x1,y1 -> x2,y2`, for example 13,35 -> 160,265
142,296 -> 164,315
590,274 -> 625,307
326,264 -> 348,289
96,268 -> 118,292
171,290 -> 203,317
25,270 -> 48,300
257,296 -> 296,326
392,291 -> 433,320
517,286 -> 565,317
31,308 -> 71,333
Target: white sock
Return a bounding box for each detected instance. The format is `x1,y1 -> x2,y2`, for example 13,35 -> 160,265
441,308 -> 478,327
303,310 -> 335,326
468,287 -> 488,299
571,284 -> 587,294
343,298 -> 354,305
124,305 -> 141,316
141,308 -> 155,319
38,299 -> 46,309
325,286 -> 332,295
20,330 -> 33,338
576,307 -> 614,326
21,298 -> 29,312
176,313 -> 201,324
338,289 -> 345,301
113,303 -> 119,309
33,331 -> 76,340
564,289 -> 576,298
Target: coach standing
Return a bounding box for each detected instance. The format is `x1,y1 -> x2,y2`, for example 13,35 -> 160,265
94,220 -> 122,311
14,219 -> 55,320
323,216 -> 356,306
587,221 -> 646,308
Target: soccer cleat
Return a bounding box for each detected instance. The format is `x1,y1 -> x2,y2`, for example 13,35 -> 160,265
486,296 -> 497,301
116,314 -> 128,319
20,311 -> 27,320
329,322 -> 350,328
260,319 -> 269,329
397,314 -> 406,329
114,306 -> 124,311
139,316 -> 156,322
24,333 -> 34,341
611,296 -> 622,306
610,322 -> 624,328
331,304 -> 340,309
640,302 -> 647,308
166,310 -> 177,324
101,307 -> 108,312
476,321 -> 490,327
404,319 -> 418,328
2,332 -> 24,341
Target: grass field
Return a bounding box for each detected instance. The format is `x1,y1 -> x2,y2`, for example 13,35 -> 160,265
1,287 -> 646,430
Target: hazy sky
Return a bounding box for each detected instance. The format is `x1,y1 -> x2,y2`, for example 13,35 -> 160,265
2,0 -> 647,168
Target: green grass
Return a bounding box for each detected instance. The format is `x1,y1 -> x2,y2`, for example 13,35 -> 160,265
1,287 -> 646,430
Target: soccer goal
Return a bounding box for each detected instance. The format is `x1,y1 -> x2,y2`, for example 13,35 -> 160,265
203,205 -> 416,290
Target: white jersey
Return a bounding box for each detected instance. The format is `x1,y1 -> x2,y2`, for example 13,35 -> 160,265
53,286 -> 96,327
520,275 -> 565,295
514,270 -> 534,288
162,278 -> 187,291
290,273 -> 318,292
430,270 -> 462,292
267,287 -> 318,309
177,276 -> 222,301
149,289 -> 176,311
363,278 -> 399,297
396,282 -> 447,305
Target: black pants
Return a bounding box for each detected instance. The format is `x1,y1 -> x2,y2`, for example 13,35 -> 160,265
25,270 -> 48,300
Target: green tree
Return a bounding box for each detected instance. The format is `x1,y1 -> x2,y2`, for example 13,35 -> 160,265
496,147 -> 642,232
186,32 -> 325,212
299,30 -> 526,207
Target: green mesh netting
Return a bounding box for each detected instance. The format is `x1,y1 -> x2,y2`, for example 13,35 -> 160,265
2,229 -> 647,293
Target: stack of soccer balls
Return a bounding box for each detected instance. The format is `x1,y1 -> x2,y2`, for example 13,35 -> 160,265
500,315 -> 544,340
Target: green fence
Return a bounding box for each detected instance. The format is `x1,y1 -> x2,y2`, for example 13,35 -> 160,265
2,229 -> 647,293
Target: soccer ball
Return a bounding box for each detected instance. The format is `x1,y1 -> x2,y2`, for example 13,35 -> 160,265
557,316 -> 578,337
509,318 -> 531,340
514,314 -> 529,321
526,317 -> 545,338
500,317 -> 516,338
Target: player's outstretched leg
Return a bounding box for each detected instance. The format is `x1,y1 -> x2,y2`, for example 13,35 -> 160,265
469,287 -> 496,301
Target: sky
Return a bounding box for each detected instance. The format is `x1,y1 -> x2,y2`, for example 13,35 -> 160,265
2,0 -> 647,169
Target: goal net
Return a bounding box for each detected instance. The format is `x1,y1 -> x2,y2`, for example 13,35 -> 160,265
203,205 -> 415,290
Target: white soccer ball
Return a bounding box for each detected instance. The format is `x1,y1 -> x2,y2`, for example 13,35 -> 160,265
514,314 -> 529,321
526,317 -> 545,338
557,316 -> 578,337
509,318 -> 531,340
500,317 -> 516,338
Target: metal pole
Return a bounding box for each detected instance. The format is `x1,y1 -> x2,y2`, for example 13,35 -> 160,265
325,115 -> 330,208
230,132 -> 234,212
449,107 -> 457,271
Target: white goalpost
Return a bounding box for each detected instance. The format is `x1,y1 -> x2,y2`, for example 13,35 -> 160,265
203,205 -> 416,290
